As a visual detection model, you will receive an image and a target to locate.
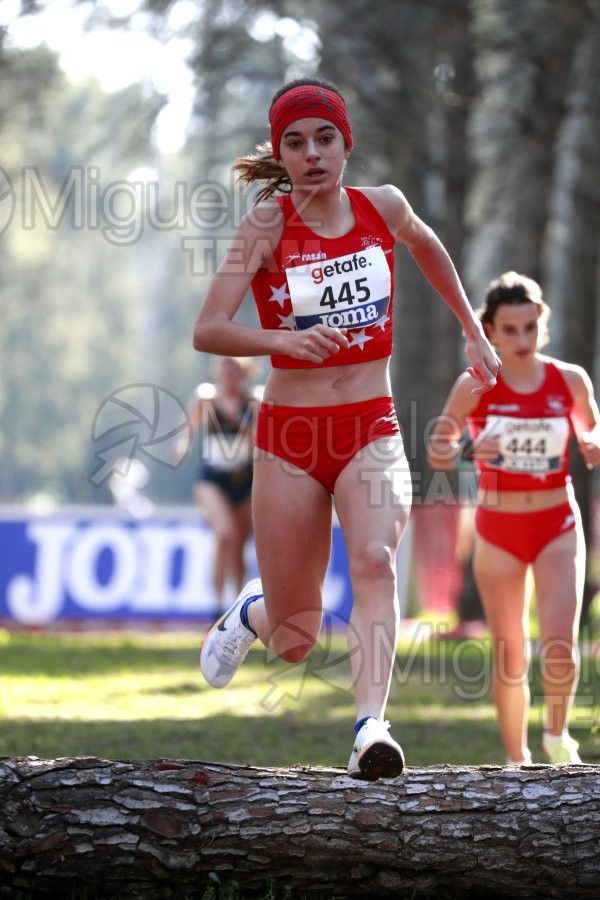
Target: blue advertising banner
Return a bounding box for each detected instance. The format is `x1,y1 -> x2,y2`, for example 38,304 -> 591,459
0,507 -> 357,627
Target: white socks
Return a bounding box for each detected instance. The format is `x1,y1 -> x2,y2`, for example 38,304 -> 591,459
543,729 -> 569,744
506,748 -> 532,766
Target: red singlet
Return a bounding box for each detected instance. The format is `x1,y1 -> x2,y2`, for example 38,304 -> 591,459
467,359 -> 574,492
251,188 -> 395,369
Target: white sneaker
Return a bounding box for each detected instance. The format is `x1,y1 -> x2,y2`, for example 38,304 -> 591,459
347,718 -> 405,780
200,578 -> 262,688
542,733 -> 582,764
505,749 -> 533,766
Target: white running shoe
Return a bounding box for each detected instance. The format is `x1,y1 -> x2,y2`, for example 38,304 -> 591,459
542,733 -> 582,764
505,749 -> 533,766
347,718 -> 405,780
200,578 -> 262,688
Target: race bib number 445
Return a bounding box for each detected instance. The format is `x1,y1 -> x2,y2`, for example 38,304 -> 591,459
285,246 -> 391,331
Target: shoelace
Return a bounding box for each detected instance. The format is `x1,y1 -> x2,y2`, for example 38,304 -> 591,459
218,626 -> 254,663
360,718 -> 391,738
367,719 -> 390,731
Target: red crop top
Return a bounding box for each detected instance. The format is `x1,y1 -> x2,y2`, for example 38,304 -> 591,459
250,187 -> 396,369
466,359 -> 574,492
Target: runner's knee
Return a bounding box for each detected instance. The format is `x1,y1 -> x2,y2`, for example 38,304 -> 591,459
349,540 -> 395,584
266,605 -> 321,663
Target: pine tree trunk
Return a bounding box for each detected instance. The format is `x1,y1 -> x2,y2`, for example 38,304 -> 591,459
465,0 -> 587,296
543,8 -> 600,623
1,756 -> 599,898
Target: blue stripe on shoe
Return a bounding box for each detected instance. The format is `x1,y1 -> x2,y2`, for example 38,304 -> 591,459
239,595 -> 260,636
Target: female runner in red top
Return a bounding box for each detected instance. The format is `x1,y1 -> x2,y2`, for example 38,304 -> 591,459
428,271 -> 600,765
195,77 -> 499,779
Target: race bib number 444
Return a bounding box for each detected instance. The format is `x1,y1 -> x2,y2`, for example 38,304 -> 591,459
285,246 -> 391,331
485,415 -> 570,474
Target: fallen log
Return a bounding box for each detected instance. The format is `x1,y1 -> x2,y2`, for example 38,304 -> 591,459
0,756 -> 599,898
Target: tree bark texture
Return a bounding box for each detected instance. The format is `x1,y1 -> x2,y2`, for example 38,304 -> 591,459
1,757 -> 599,899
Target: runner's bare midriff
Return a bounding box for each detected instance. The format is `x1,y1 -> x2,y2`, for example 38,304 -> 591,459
478,484 -> 572,512
263,356 -> 391,407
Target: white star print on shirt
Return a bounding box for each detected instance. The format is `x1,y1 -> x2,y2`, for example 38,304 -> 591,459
347,328 -> 374,351
268,284 -> 290,308
376,315 -> 390,331
277,311 -> 296,330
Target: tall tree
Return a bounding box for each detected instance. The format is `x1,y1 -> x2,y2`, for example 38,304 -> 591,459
0,46 -> 164,502
465,0 -> 588,295
543,1 -> 600,615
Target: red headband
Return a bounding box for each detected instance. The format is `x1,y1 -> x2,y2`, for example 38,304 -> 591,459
269,85 -> 354,162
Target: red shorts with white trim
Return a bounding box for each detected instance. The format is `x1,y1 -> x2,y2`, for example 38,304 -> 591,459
474,502 -> 577,564
255,396 -> 400,494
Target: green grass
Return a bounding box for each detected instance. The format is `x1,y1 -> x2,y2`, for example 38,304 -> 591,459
1,625 -> 600,767
2,625 -> 599,900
